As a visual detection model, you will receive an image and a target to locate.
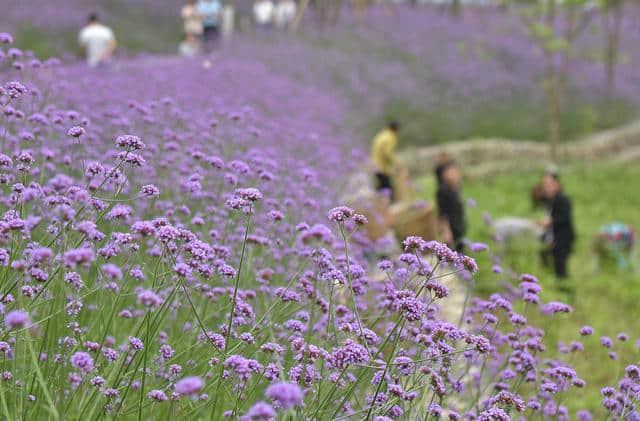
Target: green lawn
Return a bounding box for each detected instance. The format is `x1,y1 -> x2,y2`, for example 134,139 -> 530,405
420,163 -> 640,414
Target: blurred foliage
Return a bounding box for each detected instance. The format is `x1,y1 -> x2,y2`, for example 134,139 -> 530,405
14,26 -> 80,59
103,0 -> 182,55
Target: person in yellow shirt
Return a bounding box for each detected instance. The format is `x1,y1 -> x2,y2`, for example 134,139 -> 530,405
371,121 -> 400,201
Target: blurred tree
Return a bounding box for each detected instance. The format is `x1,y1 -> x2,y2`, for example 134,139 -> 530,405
328,0 -> 344,25
601,0 -> 624,96
315,0 -> 330,26
293,0 -> 346,29
451,0 -> 462,17
516,0 -> 594,161
292,0 -> 310,30
315,0 -> 345,27
559,0 -> 596,77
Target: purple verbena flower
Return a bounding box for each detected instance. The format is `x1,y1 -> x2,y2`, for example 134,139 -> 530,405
174,376 -> 204,395
4,310 -> 28,329
265,382 -> 303,410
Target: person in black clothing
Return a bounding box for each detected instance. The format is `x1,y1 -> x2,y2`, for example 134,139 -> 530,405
541,172 -> 575,279
434,151 -> 452,187
437,160 -> 467,253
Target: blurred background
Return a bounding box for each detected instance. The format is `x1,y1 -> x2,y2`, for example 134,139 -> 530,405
2,0 -> 639,147
2,0 -> 639,412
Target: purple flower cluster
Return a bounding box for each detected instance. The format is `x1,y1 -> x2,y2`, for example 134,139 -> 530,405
265,382 -> 303,410
70,351 -> 94,373
174,376 -> 204,396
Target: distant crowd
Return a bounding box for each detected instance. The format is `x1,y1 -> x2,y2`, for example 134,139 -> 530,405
179,0 -> 297,57
77,0 -> 298,66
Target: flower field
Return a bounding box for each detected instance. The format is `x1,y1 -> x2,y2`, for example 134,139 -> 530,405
1,3 -> 640,419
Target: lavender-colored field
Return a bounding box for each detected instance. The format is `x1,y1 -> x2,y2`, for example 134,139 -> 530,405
238,6 -> 640,143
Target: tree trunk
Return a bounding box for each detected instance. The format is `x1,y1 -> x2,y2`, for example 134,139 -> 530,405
316,0 -> 329,28
546,0 -> 556,21
354,0 -> 371,24
292,0 -> 311,31
603,0 -> 624,96
328,0 -> 343,26
451,0 -> 461,18
546,68 -> 561,162
561,4 -> 576,79
543,0 -> 560,161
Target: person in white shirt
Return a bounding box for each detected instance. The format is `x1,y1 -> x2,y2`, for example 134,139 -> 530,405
78,13 -> 116,67
253,0 -> 274,28
273,0 -> 296,29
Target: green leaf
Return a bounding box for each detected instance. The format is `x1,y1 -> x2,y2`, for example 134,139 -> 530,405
545,38 -> 570,52
530,22 -> 554,41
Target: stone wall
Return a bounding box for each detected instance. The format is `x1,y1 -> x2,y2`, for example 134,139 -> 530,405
399,120 -> 640,178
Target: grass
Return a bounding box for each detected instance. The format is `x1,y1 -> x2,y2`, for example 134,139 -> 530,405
419,162 -> 640,413
103,0 -> 182,55
14,26 -> 81,59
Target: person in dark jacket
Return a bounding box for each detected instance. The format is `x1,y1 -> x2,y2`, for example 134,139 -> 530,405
437,160 -> 467,252
541,171 -> 575,279
434,151 -> 452,187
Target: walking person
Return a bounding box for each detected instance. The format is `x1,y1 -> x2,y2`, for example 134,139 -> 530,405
370,121 -> 400,202
254,0 -> 275,29
436,160 -> 467,253
197,0 -> 222,50
78,13 -> 117,67
540,170 -> 575,282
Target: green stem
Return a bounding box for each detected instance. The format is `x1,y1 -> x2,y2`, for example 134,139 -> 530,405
224,207 -> 252,354
137,311 -> 152,421
338,224 -> 371,356
364,318 -> 407,420
213,207 -> 252,419
26,339 -> 60,419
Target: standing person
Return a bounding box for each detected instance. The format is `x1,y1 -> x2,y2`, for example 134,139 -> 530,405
182,0 -> 204,39
436,160 -> 467,252
541,171 -> 575,280
370,121 -> 400,201
253,0 -> 275,29
78,13 -> 117,67
197,0 -> 222,50
273,0 -> 296,29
